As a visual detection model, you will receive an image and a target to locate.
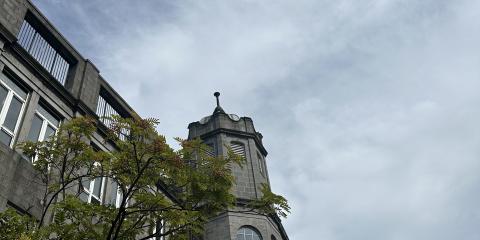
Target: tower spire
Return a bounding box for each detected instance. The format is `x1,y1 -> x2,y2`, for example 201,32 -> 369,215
213,91 -> 225,114
214,92 -> 220,107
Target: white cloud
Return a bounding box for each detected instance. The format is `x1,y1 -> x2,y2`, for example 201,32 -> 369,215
35,0 -> 480,239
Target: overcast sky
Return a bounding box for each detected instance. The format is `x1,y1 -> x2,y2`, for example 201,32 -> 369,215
34,0 -> 480,239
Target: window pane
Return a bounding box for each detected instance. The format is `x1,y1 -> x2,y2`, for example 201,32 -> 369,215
3,96 -> 22,131
38,105 -> 60,127
44,125 -> 56,140
91,197 -> 100,205
237,227 -> 261,240
0,129 -> 12,146
93,177 -> 103,198
26,114 -> 43,142
81,178 -> 91,191
109,180 -> 118,205
0,73 -> 27,99
0,85 -> 8,110
79,191 -> 88,202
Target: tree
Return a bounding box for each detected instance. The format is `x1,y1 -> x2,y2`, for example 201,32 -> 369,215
0,116 -> 289,240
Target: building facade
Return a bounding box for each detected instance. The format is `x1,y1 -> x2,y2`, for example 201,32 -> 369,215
0,1 -> 288,239
0,0 -> 137,221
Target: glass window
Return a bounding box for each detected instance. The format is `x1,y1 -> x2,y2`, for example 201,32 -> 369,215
0,130 -> 12,146
0,86 -> 8,111
0,73 -> 28,148
26,114 -> 43,142
26,105 -> 61,163
108,179 -> 129,208
27,105 -> 60,143
81,177 -> 104,205
4,96 -> 23,131
236,226 -> 262,240
109,180 -> 119,206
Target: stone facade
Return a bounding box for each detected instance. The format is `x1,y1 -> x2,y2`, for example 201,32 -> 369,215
188,103 -> 289,240
0,0 -> 135,220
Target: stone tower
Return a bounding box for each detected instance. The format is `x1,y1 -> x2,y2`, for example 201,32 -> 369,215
187,93 -> 288,240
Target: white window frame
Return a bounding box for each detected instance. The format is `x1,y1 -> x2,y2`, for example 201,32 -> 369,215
148,220 -> 165,240
0,75 -> 28,148
82,176 -> 105,204
32,109 -> 59,142
81,162 -> 105,204
29,107 -> 60,163
236,226 -> 263,240
109,179 -> 129,208
114,186 -> 123,208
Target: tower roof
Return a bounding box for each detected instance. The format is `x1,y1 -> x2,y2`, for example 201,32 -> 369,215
188,92 -> 267,155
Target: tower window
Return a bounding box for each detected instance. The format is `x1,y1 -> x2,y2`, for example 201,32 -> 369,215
204,143 -> 215,157
0,72 -> 28,147
236,226 -> 262,240
230,142 -> 246,159
257,152 -> 265,175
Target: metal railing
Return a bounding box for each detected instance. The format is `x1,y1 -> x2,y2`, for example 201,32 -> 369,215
96,95 -> 129,140
17,20 -> 69,85
96,95 -> 118,128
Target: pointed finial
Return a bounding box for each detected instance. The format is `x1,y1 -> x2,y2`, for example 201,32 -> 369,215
214,92 -> 220,107
212,92 -> 225,114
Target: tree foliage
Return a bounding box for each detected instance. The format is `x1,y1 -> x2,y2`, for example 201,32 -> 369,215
0,116 -> 289,240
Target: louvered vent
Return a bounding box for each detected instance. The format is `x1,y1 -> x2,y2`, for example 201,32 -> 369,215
203,143 -> 215,157
231,142 -> 246,159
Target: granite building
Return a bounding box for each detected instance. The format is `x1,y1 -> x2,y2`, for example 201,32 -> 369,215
0,0 -> 139,220
0,1 -> 288,239
188,93 -> 289,240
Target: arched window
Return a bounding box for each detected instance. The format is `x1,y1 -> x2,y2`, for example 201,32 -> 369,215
236,226 -> 262,240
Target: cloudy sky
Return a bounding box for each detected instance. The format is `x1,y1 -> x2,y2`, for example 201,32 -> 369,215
34,0 -> 480,239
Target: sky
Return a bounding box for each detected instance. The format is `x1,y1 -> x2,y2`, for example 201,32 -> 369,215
33,0 -> 480,239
